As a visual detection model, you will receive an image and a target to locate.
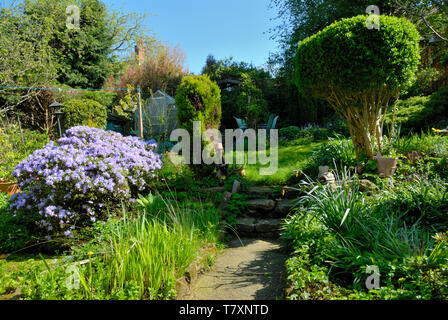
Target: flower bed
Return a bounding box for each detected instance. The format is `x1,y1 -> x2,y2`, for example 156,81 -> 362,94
8,126 -> 162,238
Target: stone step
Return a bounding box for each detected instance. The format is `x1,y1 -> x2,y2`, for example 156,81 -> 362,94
246,186 -> 276,197
245,198 -> 296,219
235,217 -> 283,239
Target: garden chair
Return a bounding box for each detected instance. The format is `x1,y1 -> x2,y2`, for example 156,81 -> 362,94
233,116 -> 247,130
269,115 -> 279,130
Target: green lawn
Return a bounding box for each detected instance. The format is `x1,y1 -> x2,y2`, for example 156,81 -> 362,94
241,139 -> 321,186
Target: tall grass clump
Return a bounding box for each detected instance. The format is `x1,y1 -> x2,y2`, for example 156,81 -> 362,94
286,167 -> 437,289
27,193 -> 221,300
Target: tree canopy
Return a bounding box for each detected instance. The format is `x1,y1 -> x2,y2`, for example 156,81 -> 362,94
295,15 -> 420,158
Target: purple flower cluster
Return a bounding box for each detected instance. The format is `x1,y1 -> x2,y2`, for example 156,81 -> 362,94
9,126 -> 162,236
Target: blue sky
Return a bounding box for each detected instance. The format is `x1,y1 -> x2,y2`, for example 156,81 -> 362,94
107,0 -> 279,74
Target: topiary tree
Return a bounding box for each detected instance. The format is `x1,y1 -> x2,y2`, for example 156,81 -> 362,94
295,15 -> 420,159
175,75 -> 221,175
62,98 -> 107,131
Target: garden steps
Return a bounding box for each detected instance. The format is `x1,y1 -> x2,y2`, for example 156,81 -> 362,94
236,217 -> 283,239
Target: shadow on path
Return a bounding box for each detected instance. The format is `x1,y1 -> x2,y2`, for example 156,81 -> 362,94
182,238 -> 288,300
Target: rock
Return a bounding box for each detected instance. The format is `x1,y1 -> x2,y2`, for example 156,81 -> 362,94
236,217 -> 257,233
231,180 -> 241,194
247,199 -> 276,212
275,199 -> 296,215
358,179 -> 377,192
255,219 -> 282,233
318,166 -> 335,183
247,186 -> 274,197
222,191 -> 232,202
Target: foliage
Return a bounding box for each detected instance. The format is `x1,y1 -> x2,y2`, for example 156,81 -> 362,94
235,73 -> 269,128
77,91 -> 118,111
279,126 -> 301,141
112,42 -> 188,99
0,2 -> 57,110
0,118 -> 49,180
62,98 -> 107,130
295,15 -> 421,159
7,126 -> 162,243
302,136 -> 357,176
112,85 -> 137,121
387,88 -> 448,133
1,193 -> 221,300
202,57 -> 273,129
20,0 -> 148,89
283,166 -> 448,299
385,96 -> 430,134
175,75 -> 221,176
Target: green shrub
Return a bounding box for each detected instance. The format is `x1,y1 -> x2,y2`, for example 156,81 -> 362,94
176,75 -> 221,133
175,75 -> 221,176
295,15 -> 420,158
386,96 -> 430,133
78,91 -> 117,110
289,172 -> 439,294
425,87 -> 448,129
390,132 -> 448,157
387,88 -> 448,134
0,192 -> 8,212
279,126 -> 301,141
62,98 -> 107,130
302,136 -> 357,176
0,120 -> 49,180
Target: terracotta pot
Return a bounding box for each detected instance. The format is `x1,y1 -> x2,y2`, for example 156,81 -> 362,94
375,153 -> 398,178
0,179 -> 20,195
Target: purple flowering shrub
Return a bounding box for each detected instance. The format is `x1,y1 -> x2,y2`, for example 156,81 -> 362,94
9,126 -> 162,238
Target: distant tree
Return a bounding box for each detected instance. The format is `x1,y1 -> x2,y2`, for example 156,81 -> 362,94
111,42 -> 188,99
0,4 -> 57,110
21,0 -> 147,89
202,57 -> 272,129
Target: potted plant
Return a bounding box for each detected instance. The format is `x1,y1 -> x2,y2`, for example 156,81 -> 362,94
375,152 -> 398,178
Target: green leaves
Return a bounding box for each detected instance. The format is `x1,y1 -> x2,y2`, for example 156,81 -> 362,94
295,15 -> 421,99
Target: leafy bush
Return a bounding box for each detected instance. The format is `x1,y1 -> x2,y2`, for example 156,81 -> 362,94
8,126 -> 162,241
386,88 -> 448,134
0,119 -> 49,180
425,87 -> 448,129
285,170 -> 442,296
62,98 -> 107,131
324,117 -> 350,137
279,126 -> 301,141
175,75 -> 221,175
385,96 -> 430,134
390,132 -> 448,157
295,15 -> 420,158
302,136 -> 357,176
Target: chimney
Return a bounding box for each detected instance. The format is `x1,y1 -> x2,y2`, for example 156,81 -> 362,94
135,38 -> 145,66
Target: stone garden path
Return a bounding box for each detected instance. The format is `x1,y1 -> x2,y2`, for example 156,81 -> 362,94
181,237 -> 288,300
